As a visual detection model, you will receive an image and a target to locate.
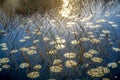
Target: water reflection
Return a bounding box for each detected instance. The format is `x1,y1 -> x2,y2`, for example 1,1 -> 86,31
60,0 -> 71,17
0,0 -> 120,80
60,0 -> 79,18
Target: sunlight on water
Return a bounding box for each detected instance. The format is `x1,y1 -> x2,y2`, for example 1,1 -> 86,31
60,0 -> 71,18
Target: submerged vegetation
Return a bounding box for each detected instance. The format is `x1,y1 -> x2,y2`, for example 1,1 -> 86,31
0,0 -> 120,80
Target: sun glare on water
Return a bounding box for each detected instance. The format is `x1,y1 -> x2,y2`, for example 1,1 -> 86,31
60,0 -> 71,17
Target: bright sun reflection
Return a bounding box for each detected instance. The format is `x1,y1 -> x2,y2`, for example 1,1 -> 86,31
60,0 -> 71,17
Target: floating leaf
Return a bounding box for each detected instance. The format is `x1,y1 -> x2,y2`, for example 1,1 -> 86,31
65,60 -> 77,68
107,62 -> 118,68
84,53 -> 93,58
27,72 -> 40,79
19,62 -> 29,68
91,57 -> 103,63
64,53 -> 76,59
87,66 -> 110,77
2,64 -> 11,69
0,58 -> 10,64
33,65 -> 42,70
55,44 -> 65,49
71,40 -> 80,45
50,66 -> 62,72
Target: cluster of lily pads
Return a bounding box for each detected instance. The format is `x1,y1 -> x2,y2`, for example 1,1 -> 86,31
0,58 -> 11,72
0,0 -> 120,80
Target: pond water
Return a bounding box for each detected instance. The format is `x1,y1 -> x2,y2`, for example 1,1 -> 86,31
0,0 -> 120,80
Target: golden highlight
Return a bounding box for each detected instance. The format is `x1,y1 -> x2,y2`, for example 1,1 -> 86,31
0,0 -> 62,16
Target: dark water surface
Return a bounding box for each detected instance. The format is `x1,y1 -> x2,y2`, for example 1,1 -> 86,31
0,0 -> 120,80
